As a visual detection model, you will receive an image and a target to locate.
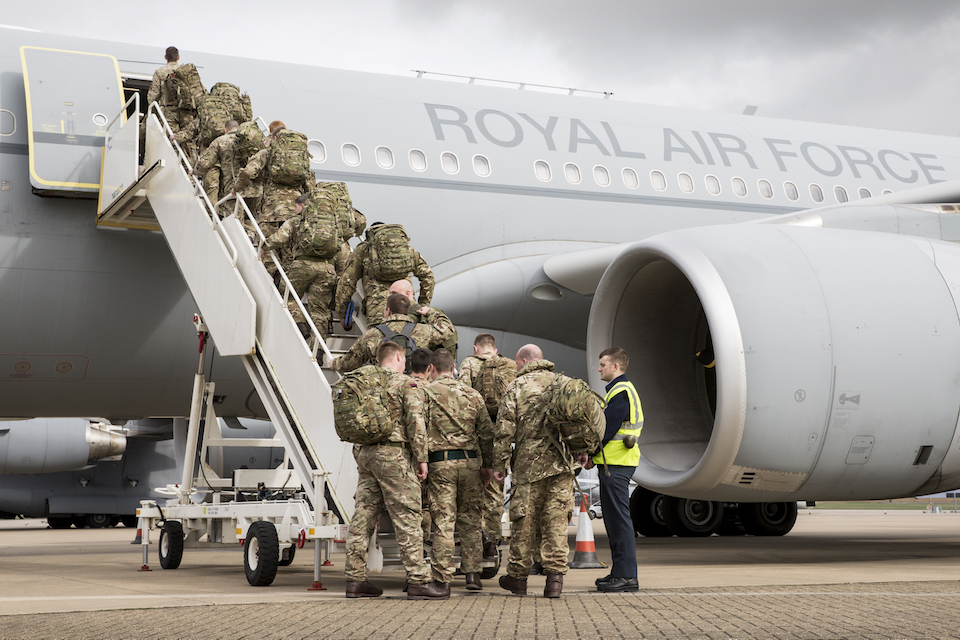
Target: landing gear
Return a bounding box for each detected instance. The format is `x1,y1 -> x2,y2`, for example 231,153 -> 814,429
630,488 -> 671,537
738,502 -> 798,536
278,543 -> 296,567
47,517 -> 73,529
159,521 -> 184,569
662,496 -> 724,537
244,521 -> 280,586
84,514 -> 114,529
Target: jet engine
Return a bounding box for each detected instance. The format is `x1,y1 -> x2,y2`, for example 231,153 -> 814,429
587,223 -> 960,502
0,418 -> 126,474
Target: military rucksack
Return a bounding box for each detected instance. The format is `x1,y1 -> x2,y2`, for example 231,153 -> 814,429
537,373 -> 605,454
368,224 -> 414,282
267,129 -> 311,187
199,83 -> 251,148
377,323 -> 417,374
473,354 -> 515,417
172,63 -> 205,111
295,191 -> 340,258
319,182 -> 358,240
332,366 -> 394,444
234,121 -> 265,165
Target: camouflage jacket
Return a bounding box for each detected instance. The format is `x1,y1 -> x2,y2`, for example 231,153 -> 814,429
333,242 -> 435,316
147,61 -> 178,107
331,313 -> 454,374
371,366 -> 428,464
459,352 -> 517,404
494,359 -> 576,485
263,189 -> 340,257
232,147 -> 267,202
422,373 -> 494,467
234,147 -> 317,220
194,131 -> 239,198
318,181 -> 365,239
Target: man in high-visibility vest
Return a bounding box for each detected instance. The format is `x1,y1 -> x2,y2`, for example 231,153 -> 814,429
586,346 -> 642,593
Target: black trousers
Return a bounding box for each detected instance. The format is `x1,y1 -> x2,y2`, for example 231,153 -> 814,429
599,464 -> 638,578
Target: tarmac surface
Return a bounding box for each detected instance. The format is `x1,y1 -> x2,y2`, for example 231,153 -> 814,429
1,508 -> 960,638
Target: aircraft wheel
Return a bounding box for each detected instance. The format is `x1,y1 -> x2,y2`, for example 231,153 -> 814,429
47,517 -> 73,529
278,543 -> 296,567
479,548 -> 501,580
71,515 -> 87,529
662,496 -> 723,537
159,521 -> 184,570
738,502 -> 798,536
120,515 -> 138,528
630,488 -> 671,537
85,514 -> 112,529
244,521 -> 279,586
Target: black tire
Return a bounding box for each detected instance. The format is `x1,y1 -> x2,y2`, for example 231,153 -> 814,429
479,548 -> 501,580
85,514 -> 112,529
159,521 -> 184,570
47,516 -> 73,529
71,515 -> 87,529
244,521 -> 280,586
278,543 -> 296,567
120,515 -> 138,528
630,488 -> 671,537
716,509 -> 747,536
662,496 -> 724,537
738,502 -> 798,536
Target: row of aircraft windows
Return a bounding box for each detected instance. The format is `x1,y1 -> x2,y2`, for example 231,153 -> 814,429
314,141 -> 891,203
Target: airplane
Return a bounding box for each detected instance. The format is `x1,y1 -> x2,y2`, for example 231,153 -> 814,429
3,25 -> 960,541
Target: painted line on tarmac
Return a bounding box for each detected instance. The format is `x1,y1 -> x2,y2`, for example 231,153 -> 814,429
0,592 -> 313,603
595,591 -> 960,597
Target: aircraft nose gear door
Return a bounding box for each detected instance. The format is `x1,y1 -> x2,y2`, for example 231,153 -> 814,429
20,47 -> 124,197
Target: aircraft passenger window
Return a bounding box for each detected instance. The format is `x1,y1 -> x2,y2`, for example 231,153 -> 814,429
784,182 -> 799,201
307,140 -> 326,163
678,173 -> 694,193
564,163 -> 582,184
441,152 -> 459,174
834,186 -> 848,203
732,177 -> 747,197
622,168 -> 639,189
376,146 -> 394,169
594,165 -> 610,187
809,184 -> 824,203
758,179 -> 773,199
705,175 -> 721,195
534,160 -> 552,182
409,149 -> 427,172
473,155 -> 491,177
341,144 -> 361,166
858,188 -> 871,199
650,171 -> 667,191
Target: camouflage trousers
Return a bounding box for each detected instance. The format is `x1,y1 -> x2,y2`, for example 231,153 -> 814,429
506,473 -> 574,578
139,105 -> 196,164
362,280 -> 391,324
420,478 -> 431,544
345,444 -> 429,584
258,221 -> 291,275
482,476 -> 504,540
335,241 -> 351,276
427,457 -> 483,583
285,256 -> 337,339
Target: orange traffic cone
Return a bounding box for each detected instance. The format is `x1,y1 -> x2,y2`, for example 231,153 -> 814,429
568,497 -> 605,569
130,514 -> 143,545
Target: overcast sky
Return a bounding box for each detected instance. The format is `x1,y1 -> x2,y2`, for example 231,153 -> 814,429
6,1 -> 960,136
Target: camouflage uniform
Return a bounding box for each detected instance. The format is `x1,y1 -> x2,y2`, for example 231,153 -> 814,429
494,359 -> 577,578
330,312 -> 456,374
460,352 -> 517,541
142,61 -> 179,153
193,130 -> 239,215
345,366 -> 430,584
410,371 -> 433,543
423,373 -> 494,583
334,240 -> 435,325
318,181 -> 366,274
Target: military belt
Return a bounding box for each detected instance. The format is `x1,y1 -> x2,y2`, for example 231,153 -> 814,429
428,449 -> 477,463
377,441 -> 405,448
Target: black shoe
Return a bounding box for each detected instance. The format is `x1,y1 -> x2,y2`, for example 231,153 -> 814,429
597,576 -> 639,593
465,573 -> 482,591
407,581 -> 450,600
297,322 -> 311,339
595,574 -> 614,586
499,574 -> 527,596
345,580 -> 383,598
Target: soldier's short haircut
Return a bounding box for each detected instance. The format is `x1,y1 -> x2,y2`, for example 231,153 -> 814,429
410,348 -> 433,374
377,340 -> 404,365
386,293 -> 411,316
430,348 -> 455,373
599,346 -> 629,372
225,120 -> 239,131
295,193 -> 309,206
165,46 -> 179,61
516,344 -> 543,363
268,120 -> 285,134
474,333 -> 496,348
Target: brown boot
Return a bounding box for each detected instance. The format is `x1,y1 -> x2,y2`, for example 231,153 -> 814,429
465,573 -> 482,591
499,573 -> 527,595
544,573 -> 563,598
345,580 -> 383,598
407,581 -> 450,600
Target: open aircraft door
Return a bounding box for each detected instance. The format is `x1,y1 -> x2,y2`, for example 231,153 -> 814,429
20,47 -> 124,197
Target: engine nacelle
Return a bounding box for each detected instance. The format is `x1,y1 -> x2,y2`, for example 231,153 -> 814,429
0,418 -> 126,474
587,224 -> 960,501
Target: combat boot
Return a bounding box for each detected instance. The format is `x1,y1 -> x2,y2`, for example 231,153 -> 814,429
345,580 -> 383,598
465,573 -> 482,591
544,573 -> 563,598
499,573 -> 527,595
407,581 -> 450,600
296,322 -> 311,339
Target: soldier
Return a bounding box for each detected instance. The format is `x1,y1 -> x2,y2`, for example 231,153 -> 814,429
262,191 -> 340,340
140,46 -> 180,154
409,347 -> 434,544
317,182 -> 366,274
422,348 -> 494,594
191,119 -> 240,215
343,341 -> 446,600
329,293 -> 455,374
459,333 -> 516,558
387,279 -> 458,359
493,344 -> 597,598
333,222 -> 434,325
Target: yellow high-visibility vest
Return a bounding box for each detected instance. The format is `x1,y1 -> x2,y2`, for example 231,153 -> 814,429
592,380 -> 643,467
